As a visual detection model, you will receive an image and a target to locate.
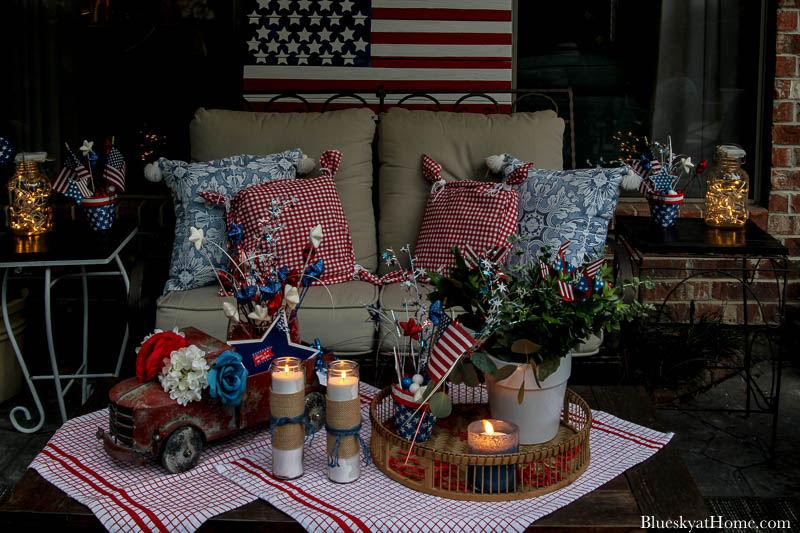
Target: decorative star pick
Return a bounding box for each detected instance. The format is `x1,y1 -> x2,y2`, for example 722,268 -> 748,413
228,311 -> 319,375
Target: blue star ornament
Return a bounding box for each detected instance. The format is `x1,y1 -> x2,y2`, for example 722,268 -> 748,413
228,311 -> 319,375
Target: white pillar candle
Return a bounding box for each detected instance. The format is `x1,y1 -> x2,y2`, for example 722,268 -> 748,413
327,372 -> 359,401
272,447 -> 304,479
327,454 -> 360,483
272,362 -> 304,394
270,357 -> 305,480
326,360 -> 361,483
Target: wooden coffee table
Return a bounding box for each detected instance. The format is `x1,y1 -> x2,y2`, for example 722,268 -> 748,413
0,385 -> 708,531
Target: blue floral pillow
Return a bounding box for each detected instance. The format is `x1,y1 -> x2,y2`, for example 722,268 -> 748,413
161,149 -> 303,292
499,154 -> 626,268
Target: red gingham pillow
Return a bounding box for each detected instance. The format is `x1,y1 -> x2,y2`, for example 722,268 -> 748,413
383,154 -> 519,282
226,150 -> 377,286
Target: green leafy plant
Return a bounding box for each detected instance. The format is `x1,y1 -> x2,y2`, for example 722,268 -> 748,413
428,243 -> 654,386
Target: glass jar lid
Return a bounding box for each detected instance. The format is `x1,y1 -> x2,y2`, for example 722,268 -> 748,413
715,144 -> 746,161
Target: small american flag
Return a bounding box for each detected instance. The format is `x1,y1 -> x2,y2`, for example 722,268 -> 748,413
52,149 -> 92,197
539,260 -> 550,280
63,180 -> 84,204
627,159 -> 651,193
557,280 -> 575,302
103,146 -> 126,192
426,314 -> 475,382
462,244 -> 508,270
243,0 -> 513,109
583,257 -> 604,279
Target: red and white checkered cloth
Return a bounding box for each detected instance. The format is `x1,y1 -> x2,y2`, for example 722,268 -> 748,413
383,155 -> 517,284
228,154 -> 378,285
218,383 -> 674,533
30,410 -> 263,533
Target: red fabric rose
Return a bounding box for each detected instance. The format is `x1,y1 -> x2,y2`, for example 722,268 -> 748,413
136,331 -> 189,383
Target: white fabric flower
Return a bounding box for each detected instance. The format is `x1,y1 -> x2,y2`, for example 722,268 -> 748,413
284,284 -> 300,310
79,140 -> 94,156
188,226 -> 207,251
223,301 -> 241,323
158,345 -> 209,406
309,224 -> 324,248
247,304 -> 271,324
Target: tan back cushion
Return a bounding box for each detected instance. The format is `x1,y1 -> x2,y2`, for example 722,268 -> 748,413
190,107 -> 378,271
376,108 -> 565,274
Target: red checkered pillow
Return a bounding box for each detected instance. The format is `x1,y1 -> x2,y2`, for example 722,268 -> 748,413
385,154 -> 519,282
226,150 -> 377,286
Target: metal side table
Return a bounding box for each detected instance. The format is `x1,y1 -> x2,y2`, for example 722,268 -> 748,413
614,216 -> 789,456
0,222 -> 137,432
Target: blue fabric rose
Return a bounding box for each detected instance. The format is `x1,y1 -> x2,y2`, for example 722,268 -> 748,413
208,350 -> 249,406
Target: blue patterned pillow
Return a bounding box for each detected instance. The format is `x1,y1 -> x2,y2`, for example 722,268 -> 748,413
499,154 -> 625,268
161,149 -> 303,292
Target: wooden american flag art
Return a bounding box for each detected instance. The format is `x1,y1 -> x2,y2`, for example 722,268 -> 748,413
243,0 -> 513,108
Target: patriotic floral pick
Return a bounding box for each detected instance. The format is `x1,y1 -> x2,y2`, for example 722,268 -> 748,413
427,237 -> 654,398
190,194 -> 329,341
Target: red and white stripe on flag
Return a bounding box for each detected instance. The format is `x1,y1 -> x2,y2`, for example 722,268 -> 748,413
50,166 -> 74,194
243,0 -> 513,110
426,319 -> 475,382
103,147 -> 126,192
557,280 -> 576,301
583,257 -> 604,278
74,176 -> 92,198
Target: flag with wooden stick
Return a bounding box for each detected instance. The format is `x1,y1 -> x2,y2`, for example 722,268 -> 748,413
103,142 -> 126,192
425,315 -> 475,383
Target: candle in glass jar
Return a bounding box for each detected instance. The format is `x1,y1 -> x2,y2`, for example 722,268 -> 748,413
270,357 -> 305,480
271,361 -> 304,394
326,360 -> 362,483
467,419 -> 520,493
326,366 -> 359,401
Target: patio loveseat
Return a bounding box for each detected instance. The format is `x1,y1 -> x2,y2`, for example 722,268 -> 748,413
153,95 -> 606,356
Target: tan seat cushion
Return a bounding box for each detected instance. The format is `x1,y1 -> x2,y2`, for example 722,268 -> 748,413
376,108 -> 565,274
156,281 -> 378,355
190,107 -> 378,271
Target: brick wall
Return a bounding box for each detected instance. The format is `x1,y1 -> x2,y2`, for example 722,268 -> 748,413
772,1 -> 800,322
615,2 -> 798,326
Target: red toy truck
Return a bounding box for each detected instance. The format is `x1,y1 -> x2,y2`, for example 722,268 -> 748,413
97,327 -> 325,473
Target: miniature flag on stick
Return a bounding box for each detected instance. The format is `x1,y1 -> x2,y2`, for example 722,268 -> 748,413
52,147 -> 92,198
103,145 -> 126,192
583,257 -> 605,279
63,180 -> 84,204
426,315 -> 475,382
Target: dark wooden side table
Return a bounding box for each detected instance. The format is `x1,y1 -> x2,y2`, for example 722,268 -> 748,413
0,222 -> 137,433
614,216 -> 789,455
0,384 -> 708,531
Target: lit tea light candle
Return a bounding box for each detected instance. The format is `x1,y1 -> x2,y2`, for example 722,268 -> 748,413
270,357 -> 305,480
467,419 -> 520,493
326,360 -> 362,483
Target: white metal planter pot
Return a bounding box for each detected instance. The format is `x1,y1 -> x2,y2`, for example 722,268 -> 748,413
485,354 -> 572,445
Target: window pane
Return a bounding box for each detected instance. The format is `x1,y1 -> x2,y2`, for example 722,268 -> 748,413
516,0 -> 765,198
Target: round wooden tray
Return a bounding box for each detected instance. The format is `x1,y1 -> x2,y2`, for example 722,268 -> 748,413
369,386 -> 592,501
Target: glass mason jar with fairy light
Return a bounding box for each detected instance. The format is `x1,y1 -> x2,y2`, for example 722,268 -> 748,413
704,145 -> 749,228
7,152 -> 54,236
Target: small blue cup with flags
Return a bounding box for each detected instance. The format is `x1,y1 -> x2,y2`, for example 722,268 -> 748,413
82,194 -> 117,231
392,384 -> 435,442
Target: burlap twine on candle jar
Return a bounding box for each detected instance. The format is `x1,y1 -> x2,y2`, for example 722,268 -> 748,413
326,397 -> 361,459
270,389 -> 305,451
